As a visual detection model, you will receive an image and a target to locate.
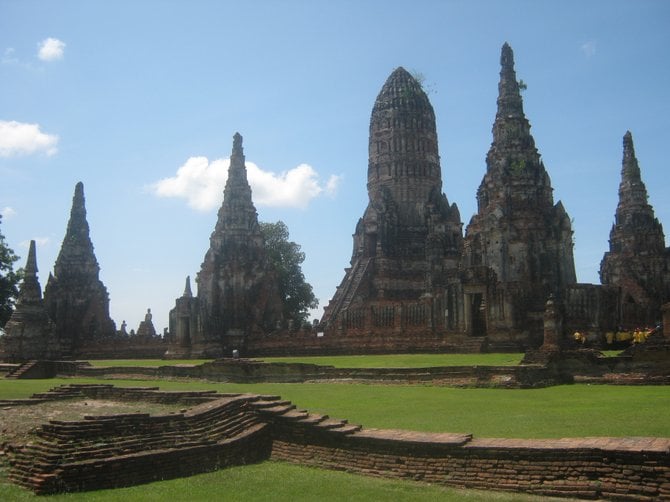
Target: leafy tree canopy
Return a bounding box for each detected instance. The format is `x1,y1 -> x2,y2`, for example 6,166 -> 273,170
0,215 -> 22,327
260,221 -> 318,325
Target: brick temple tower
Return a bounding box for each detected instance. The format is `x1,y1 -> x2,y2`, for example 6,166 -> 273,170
463,43 -> 576,348
1,240 -> 59,361
191,133 -> 284,356
321,67 -> 464,338
600,131 -> 670,327
44,182 -> 116,356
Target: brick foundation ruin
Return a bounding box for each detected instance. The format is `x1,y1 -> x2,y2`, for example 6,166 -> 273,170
1,384 -> 668,500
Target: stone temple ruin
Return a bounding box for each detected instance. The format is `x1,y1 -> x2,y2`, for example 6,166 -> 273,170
166,133 -> 285,358
246,43 -> 669,356
2,43 -> 670,361
43,182 -> 116,355
319,44 -> 578,352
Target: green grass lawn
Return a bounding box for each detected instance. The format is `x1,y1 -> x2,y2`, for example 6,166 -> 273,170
0,460 -> 565,502
86,359 -> 213,367
256,352 -> 524,367
1,377 -> 668,438
1,374 -> 667,501
85,353 -> 523,368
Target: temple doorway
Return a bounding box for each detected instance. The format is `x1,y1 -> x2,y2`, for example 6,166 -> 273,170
470,293 -> 487,336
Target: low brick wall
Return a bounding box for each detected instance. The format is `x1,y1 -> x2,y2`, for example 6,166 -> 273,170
4,384 -> 669,500
270,430 -> 670,500
6,385 -> 277,494
72,359 -> 557,388
245,330 -> 491,356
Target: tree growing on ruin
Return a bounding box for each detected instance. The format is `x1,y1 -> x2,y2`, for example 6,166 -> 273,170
0,215 -> 21,327
260,220 -> 318,325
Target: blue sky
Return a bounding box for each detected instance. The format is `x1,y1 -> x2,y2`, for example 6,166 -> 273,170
1,1 -> 669,332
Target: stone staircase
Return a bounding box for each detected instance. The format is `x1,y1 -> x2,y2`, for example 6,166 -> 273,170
321,257 -> 370,324
250,398 -> 361,435
4,360 -> 39,379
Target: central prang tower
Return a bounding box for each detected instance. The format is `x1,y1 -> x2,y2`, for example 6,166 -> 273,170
321,67 -> 463,339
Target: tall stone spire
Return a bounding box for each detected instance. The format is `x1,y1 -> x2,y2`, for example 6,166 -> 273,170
486,42 -> 544,182
1,240 -> 59,361
495,42 -> 525,124
600,131 -> 669,325
618,131 -> 650,211
463,43 -> 576,347
44,182 -> 116,355
53,182 -> 100,278
193,133 -> 284,356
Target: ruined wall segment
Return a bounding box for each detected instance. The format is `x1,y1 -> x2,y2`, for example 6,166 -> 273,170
463,43 -> 576,348
44,182 -> 116,356
600,131 -> 670,327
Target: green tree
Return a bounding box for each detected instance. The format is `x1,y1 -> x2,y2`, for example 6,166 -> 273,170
260,221 -> 318,325
0,215 -> 21,327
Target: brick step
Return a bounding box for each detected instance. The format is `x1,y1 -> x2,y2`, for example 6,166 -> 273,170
328,423 -> 362,435
249,399 -> 289,410
255,403 -> 296,415
315,418 -> 350,430
296,413 -> 329,425
280,409 -> 310,421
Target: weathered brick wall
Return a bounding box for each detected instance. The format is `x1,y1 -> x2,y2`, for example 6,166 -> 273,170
72,359 -> 555,387
36,426 -> 271,494
269,426 -> 670,501
7,385 -> 276,494
78,337 -> 167,359
246,329 -> 489,357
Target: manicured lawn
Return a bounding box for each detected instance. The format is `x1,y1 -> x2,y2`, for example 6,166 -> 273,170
86,359 -> 213,367
255,353 -> 524,367
0,460 -> 563,501
1,375 -> 667,501
1,377 -> 668,438
84,354 -> 524,368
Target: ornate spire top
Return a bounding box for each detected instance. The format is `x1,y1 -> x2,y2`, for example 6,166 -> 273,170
25,239 -> 38,276
210,133 -> 259,241
496,42 -> 524,121
622,130 -> 642,182
367,66 -> 443,204
232,132 -> 244,162
617,130 -> 649,209
183,275 -> 193,298
226,132 -> 249,185
375,67 -> 426,103
17,240 -> 43,305
66,182 -> 90,242
53,182 -> 100,278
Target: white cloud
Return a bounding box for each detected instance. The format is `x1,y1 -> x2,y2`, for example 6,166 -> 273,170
1,206 -> 17,219
151,156 -> 339,211
581,40 -> 597,58
0,120 -> 59,157
38,38 -> 65,61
